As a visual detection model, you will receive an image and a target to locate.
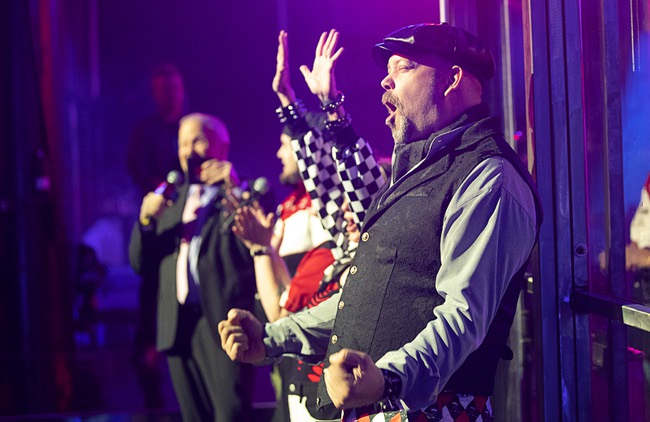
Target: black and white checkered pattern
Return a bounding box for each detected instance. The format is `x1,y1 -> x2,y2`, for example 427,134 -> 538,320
291,130 -> 385,257
333,137 -> 385,225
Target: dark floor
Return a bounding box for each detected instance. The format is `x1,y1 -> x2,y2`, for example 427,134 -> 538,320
0,264 -> 276,421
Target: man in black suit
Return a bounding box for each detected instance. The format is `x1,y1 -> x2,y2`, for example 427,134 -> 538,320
129,112 -> 256,421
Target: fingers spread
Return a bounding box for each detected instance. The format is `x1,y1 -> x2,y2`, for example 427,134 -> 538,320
331,47 -> 344,62
324,29 -> 338,56
316,31 -> 327,56
299,65 -> 311,79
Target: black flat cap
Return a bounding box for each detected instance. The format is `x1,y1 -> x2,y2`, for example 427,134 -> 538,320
372,23 -> 495,81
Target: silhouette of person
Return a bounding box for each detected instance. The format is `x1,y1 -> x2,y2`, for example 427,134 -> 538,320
126,63 -> 186,408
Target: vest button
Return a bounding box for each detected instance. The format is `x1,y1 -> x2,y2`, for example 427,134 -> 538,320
361,232 -> 369,242
288,383 -> 296,393
331,334 -> 338,344
338,301 -> 345,310
316,397 -> 321,406
350,266 -> 357,275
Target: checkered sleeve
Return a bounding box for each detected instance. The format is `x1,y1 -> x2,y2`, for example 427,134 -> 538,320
290,130 -> 345,252
333,137 -> 385,227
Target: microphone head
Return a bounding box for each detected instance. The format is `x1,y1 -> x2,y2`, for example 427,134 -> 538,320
252,177 -> 270,195
153,170 -> 183,202
166,170 -> 184,186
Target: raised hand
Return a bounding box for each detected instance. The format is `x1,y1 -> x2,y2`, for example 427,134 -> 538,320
218,309 -> 266,363
272,30 -> 297,107
324,348 -> 384,409
200,159 -> 239,188
299,29 -> 344,103
270,217 -> 284,251
232,205 -> 276,250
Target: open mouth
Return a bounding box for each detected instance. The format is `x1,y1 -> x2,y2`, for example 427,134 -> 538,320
383,99 -> 397,124
383,100 -> 397,114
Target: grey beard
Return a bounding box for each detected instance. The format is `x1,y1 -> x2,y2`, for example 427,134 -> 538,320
391,113 -> 411,145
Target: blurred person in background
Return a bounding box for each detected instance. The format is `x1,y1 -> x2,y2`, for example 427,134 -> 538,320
125,63 -> 186,409
127,63 -> 185,197
129,113 -> 256,421
629,172 -> 650,279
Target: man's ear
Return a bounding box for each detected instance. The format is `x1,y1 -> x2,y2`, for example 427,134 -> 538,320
444,66 -> 463,96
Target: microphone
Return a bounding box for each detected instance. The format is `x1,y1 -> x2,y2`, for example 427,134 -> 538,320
221,177 -> 270,232
250,177 -> 270,198
153,170 -> 184,202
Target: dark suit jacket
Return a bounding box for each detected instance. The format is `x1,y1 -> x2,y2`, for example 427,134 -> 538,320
129,184 -> 256,351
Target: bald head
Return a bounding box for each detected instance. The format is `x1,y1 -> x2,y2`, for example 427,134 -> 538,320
178,113 -> 230,173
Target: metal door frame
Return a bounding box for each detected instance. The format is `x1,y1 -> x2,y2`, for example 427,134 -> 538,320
527,0 -> 650,420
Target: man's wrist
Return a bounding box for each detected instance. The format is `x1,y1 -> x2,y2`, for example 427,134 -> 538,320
320,91 -> 345,113
276,99 -> 306,124
276,90 -> 296,107
380,368 -> 402,404
260,324 -> 283,365
353,368 -> 402,414
139,214 -> 154,227
250,245 -> 271,257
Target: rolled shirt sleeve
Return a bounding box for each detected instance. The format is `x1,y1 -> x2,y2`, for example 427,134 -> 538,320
264,290 -> 341,359
376,157 -> 538,411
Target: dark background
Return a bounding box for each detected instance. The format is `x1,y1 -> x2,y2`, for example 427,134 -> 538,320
0,0 -> 449,417
4,0 -> 648,419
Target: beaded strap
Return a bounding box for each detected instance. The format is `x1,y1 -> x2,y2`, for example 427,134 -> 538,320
320,91 -> 345,113
275,99 -> 306,123
381,368 -> 402,405
324,113 -> 352,132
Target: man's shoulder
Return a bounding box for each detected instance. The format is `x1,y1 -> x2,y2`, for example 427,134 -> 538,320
460,157 -> 538,224
279,189 -> 312,220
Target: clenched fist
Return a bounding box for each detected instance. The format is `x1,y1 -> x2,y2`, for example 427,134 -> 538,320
218,309 -> 266,363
